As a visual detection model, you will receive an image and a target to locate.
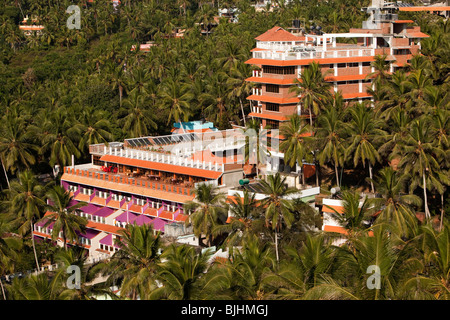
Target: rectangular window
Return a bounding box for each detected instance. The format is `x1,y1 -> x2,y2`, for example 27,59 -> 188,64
265,120 -> 279,129
337,63 -> 346,68
362,62 -> 371,67
348,62 -> 359,68
263,66 -> 295,75
266,103 -> 280,112
265,84 -> 279,93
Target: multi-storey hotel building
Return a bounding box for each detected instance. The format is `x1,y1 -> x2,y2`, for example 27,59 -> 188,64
245,0 -> 430,130
33,125 -> 322,259
33,128 -> 248,259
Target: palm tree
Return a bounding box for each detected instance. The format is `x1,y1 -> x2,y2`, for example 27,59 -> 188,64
109,65 -> 127,107
55,248 -> 115,300
200,72 -> 234,128
7,170 -> 46,271
226,62 -> 253,126
289,61 -> 332,132
212,189 -> 264,247
5,273 -> 62,300
375,70 -> 411,121
101,224 -> 162,300
368,167 -> 421,238
405,68 -> 433,117
315,105 -> 346,187
368,54 -> 391,92
159,78 -> 194,132
0,215 -> 21,300
326,189 -> 373,236
259,173 -> 298,262
30,108 -> 83,172
77,107 -> 114,154
121,90 -> 157,138
404,223 -> 450,299
344,103 -> 385,193
184,183 -> 227,247
0,113 -> 38,176
151,244 -> 212,300
272,234 -> 337,298
44,185 -> 87,251
241,118 -> 270,179
280,114 -> 313,186
305,225 -> 421,300
393,118 -> 446,219
205,234 -> 276,299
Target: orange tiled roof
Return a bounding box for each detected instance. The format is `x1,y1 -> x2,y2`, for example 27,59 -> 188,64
398,6 -> 450,11
325,74 -> 372,82
323,225 -> 348,235
61,173 -> 195,203
87,221 -> 124,235
245,76 -> 295,85
248,112 -> 288,121
245,56 -> 376,67
342,92 -> 372,100
405,32 -> 430,38
322,205 -> 345,214
189,150 -> 243,165
19,25 -> 44,30
393,20 -> 414,23
255,26 -> 303,42
100,154 -> 223,180
246,94 -> 299,104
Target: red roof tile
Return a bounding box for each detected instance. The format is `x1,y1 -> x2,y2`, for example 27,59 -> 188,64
399,6 -> 450,11
255,26 -> 303,42
393,20 -> 414,23
405,32 -> 430,38
323,225 -> 348,235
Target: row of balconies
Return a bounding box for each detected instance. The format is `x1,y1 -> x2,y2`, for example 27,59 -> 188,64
253,47 -> 375,61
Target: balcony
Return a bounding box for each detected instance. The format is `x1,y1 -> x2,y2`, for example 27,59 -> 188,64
252,47 -> 375,61
252,87 -> 262,96
63,166 -> 197,202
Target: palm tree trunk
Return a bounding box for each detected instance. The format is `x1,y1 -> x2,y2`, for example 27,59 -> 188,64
31,223 -> 40,271
63,232 -> 68,251
423,172 -> 430,219
119,85 -> 123,107
440,192 -> 444,231
334,162 -> 340,187
239,98 -> 246,126
0,277 -> 5,300
301,164 -> 305,185
368,161 -> 374,193
274,230 -> 279,263
1,159 -> 10,189
179,120 -> 186,134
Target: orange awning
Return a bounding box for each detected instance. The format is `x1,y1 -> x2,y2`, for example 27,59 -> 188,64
247,94 -> 299,104
245,77 -> 295,85
248,112 -> 288,121
100,154 -> 223,180
398,6 -> 450,11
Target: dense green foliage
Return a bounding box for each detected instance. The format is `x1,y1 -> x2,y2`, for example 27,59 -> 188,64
0,0 -> 448,300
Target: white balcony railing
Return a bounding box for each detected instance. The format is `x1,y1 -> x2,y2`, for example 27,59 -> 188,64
253,47 -> 375,61
252,106 -> 262,114
252,88 -> 262,96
